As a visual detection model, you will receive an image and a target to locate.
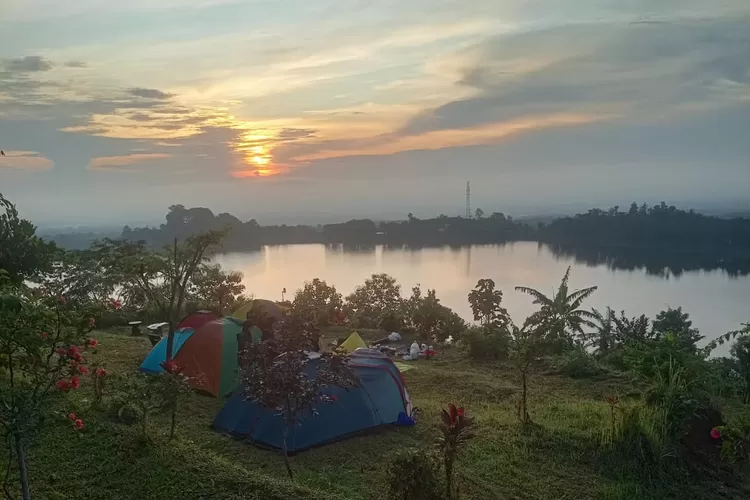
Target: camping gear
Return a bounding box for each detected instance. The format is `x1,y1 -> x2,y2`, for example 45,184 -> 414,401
213,354 -> 412,452
139,316 -> 244,396
146,322 -> 168,346
128,321 -> 142,336
338,332 -> 367,354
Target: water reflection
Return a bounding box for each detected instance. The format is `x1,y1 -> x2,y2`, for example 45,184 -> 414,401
545,242 -> 750,278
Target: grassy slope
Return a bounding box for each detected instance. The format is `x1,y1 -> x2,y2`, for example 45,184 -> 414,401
8,329 -> 750,500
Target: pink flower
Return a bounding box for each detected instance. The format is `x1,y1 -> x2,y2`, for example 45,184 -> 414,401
457,407 -> 465,418
95,367 -> 107,377
68,412 -> 76,421
70,376 -> 80,389
710,428 -> 721,440
86,339 -> 98,349
78,365 -> 89,375
56,380 -> 71,391
68,345 -> 79,356
55,347 -> 67,356
74,419 -> 84,430
109,298 -> 122,310
41,332 -> 49,339
160,359 -> 178,374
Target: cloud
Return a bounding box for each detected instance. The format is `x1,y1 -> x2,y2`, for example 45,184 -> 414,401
4,56 -> 54,72
0,150 -> 54,170
64,60 -> 88,68
129,87 -> 174,100
88,153 -> 171,171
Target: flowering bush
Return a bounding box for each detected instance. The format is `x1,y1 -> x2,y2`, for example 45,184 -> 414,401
436,404 -> 475,500
711,424 -> 750,463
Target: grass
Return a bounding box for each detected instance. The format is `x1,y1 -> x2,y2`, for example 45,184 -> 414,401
5,328 -> 750,500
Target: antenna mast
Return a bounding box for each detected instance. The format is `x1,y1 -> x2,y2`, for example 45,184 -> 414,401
465,181 -> 471,218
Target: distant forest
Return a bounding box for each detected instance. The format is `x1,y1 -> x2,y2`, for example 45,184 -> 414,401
45,202 -> 750,276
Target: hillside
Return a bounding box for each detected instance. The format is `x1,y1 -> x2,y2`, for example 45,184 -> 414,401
14,329 -> 750,500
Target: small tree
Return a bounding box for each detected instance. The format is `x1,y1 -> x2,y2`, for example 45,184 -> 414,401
509,321 -> 546,424
158,359 -> 192,439
239,316 -> 358,477
437,404 -> 474,499
0,193 -> 56,285
0,283 -> 95,499
707,322 -> 750,403
344,273 -> 404,329
291,278 -> 343,327
97,231 -> 225,361
189,263 -> 246,314
468,279 -> 509,330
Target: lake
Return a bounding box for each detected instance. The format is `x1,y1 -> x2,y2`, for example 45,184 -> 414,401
214,242 -> 749,355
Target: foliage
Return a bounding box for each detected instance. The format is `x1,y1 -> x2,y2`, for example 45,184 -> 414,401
713,422 -> 750,463
113,373 -> 163,439
557,347 -> 603,378
515,266 -> 597,350
386,449 -> 446,500
157,360 -> 193,439
436,404 -> 474,500
408,286 -> 466,341
239,316 -> 358,477
0,192 -> 57,285
587,307 -> 615,354
467,279 -> 509,330
188,263 -> 246,314
707,323 -> 750,402
344,274 -> 405,329
651,307 -> 704,353
291,278 -> 343,327
0,288 -> 95,498
613,311 -> 652,346
462,325 -> 509,361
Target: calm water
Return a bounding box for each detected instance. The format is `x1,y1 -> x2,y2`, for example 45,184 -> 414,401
214,242 -> 749,355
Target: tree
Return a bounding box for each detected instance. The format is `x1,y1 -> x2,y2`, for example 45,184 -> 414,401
344,273 -> 404,329
408,286 -> 464,341
0,283 -> 95,499
731,333 -> 750,403
474,208 -> 484,220
239,316 -> 358,477
189,263 -> 246,314
613,311 -> 652,345
291,278 -> 343,327
96,231 -> 225,361
0,193 -> 56,285
515,267 -> 597,349
651,307 -> 703,352
468,279 -> 509,330
588,307 -> 615,354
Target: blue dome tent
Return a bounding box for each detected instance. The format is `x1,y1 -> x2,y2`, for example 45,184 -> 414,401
213,351 -> 412,452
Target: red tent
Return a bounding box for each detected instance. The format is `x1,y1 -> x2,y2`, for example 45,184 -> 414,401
176,310 -> 221,330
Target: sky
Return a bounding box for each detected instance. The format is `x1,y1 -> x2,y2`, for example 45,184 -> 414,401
1,0 -> 749,226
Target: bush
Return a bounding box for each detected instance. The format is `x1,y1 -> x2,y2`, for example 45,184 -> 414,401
386,449 -> 446,500
463,326 -> 509,361
557,347 -> 603,378
601,403 -> 670,464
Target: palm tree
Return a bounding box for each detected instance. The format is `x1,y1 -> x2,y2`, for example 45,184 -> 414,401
588,307 -> 615,353
515,266 -> 597,348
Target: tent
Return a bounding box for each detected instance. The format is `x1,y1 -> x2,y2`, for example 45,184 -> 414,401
177,310 -> 221,330
338,332 -> 367,353
213,353 -> 412,452
139,317 -> 244,396
231,299 -> 285,322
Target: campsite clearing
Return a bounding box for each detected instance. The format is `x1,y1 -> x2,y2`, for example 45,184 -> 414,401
16,328 -> 750,500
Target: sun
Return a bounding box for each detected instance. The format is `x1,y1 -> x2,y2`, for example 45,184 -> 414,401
250,155 -> 270,166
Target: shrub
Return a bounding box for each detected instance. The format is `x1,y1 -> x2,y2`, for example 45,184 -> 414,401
386,449 -> 445,500
463,326 -> 509,361
713,421 -> 750,463
557,347 -> 603,378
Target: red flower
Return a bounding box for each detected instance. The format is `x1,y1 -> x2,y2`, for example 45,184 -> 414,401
68,345 -> 79,355
68,412 -> 76,421
86,339 -> 98,349
447,403 -> 458,426
72,352 -> 83,362
74,419 -> 84,430
78,365 -> 89,375
41,332 -> 49,339
95,367 -> 107,377
88,318 -> 96,328
55,347 -> 67,356
56,380 -> 71,391
70,376 -> 80,389
457,407 -> 465,418
710,428 -> 721,440
109,298 -> 122,310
